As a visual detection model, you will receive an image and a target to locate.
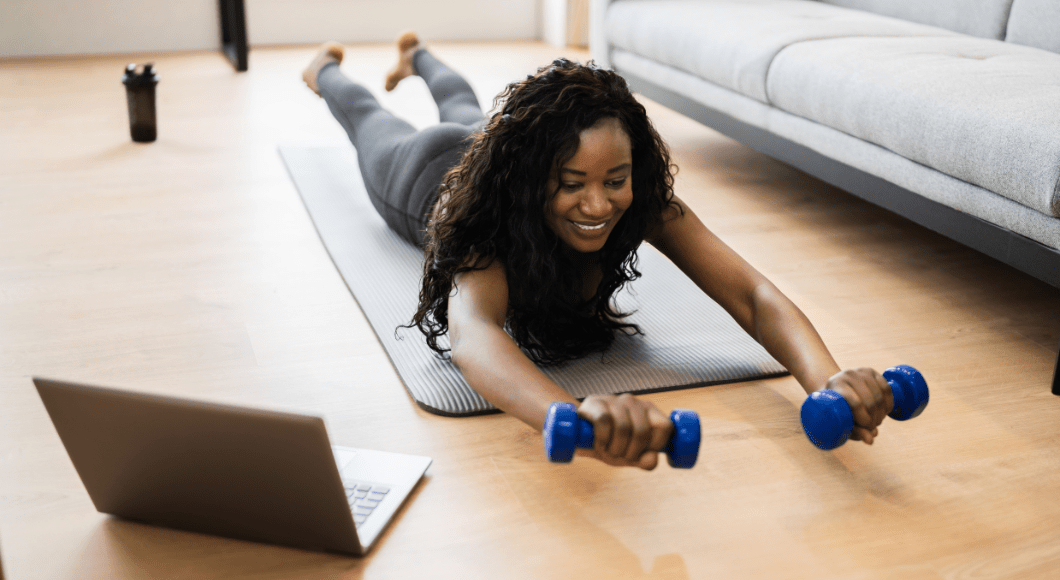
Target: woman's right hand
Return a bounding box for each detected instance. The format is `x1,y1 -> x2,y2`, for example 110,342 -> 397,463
576,394 -> 674,470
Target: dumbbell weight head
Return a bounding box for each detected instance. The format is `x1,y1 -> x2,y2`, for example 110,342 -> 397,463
801,389 -> 855,450
665,409 -> 701,468
882,365 -> 929,421
543,402 -> 586,463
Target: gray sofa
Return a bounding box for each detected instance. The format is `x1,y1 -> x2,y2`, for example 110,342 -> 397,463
590,0 -> 1060,393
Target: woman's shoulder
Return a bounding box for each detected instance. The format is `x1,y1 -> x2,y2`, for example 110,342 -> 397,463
453,253 -> 508,293
459,251 -> 504,272
644,195 -> 687,244
449,254 -> 509,326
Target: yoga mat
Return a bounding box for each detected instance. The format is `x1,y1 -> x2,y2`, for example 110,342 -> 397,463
280,145 -> 788,416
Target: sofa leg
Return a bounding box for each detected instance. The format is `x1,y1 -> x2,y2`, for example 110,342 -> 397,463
1053,342 -> 1060,396
219,0 -> 248,72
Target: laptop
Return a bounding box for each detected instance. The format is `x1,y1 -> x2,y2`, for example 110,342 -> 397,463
33,377 -> 431,556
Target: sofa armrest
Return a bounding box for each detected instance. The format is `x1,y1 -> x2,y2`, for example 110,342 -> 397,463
589,0 -> 616,68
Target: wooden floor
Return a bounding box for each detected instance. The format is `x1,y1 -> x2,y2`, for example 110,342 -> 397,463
2,42 -> 1059,579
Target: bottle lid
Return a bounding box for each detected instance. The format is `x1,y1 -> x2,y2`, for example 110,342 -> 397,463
122,63 -> 160,87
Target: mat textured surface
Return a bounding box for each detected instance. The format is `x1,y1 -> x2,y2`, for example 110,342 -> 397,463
280,145 -> 788,416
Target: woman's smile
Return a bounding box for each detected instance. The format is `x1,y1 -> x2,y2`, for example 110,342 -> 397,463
571,220 -> 607,231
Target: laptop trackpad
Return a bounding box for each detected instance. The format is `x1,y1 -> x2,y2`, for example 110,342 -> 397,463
331,445 -> 431,484
332,446 -> 360,472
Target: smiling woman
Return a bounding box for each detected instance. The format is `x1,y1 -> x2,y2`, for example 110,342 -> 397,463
413,56 -> 678,373
305,33 -> 901,470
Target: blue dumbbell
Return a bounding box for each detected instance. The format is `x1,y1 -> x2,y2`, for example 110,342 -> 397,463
801,364 -> 929,450
543,402 -> 701,468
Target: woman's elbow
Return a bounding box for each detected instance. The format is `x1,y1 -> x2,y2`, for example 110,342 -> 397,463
447,319 -> 481,370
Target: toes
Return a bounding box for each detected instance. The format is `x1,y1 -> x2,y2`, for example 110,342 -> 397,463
323,42 -> 344,63
397,31 -> 420,52
384,33 -> 421,92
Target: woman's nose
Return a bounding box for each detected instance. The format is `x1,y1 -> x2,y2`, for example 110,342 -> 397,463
579,185 -> 610,217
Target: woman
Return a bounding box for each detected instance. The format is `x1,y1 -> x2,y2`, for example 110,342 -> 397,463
303,34 -> 894,470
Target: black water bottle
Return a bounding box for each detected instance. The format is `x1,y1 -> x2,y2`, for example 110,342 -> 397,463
122,63 -> 160,142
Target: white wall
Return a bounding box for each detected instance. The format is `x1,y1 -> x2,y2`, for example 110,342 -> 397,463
0,0 -> 541,58
1,0 -> 221,58
248,0 -> 539,45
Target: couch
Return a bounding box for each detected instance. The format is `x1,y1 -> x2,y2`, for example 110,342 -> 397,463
590,0 -> 1060,393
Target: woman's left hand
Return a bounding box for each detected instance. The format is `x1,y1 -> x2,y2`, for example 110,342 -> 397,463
819,368 -> 894,445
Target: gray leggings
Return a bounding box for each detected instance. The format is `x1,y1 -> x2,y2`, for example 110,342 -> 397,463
317,50 -> 486,246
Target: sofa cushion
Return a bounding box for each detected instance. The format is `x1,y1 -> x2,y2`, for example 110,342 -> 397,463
815,0 -> 1014,40
612,49 -> 1060,251
606,0 -> 958,104
1006,0 -> 1060,54
766,36 -> 1060,216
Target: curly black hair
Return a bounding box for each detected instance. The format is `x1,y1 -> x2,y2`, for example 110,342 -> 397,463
409,58 -> 679,365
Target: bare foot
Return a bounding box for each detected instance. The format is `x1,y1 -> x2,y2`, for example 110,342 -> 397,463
384,31 -> 421,92
302,42 -> 345,96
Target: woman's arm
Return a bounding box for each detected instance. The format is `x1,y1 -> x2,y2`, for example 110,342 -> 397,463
447,259 -> 674,467
647,196 -> 892,444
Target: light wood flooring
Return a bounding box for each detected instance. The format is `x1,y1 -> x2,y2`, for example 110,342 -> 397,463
1,42 -> 1059,579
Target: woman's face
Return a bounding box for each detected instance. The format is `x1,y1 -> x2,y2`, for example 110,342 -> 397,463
545,117 -> 634,253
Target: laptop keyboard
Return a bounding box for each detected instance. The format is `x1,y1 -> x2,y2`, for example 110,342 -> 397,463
344,480 -> 391,527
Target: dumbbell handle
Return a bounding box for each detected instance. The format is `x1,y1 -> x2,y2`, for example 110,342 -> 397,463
543,402 -> 701,468
801,364 -> 929,450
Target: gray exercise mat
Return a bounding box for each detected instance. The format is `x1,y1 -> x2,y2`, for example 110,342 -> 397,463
280,145 -> 788,416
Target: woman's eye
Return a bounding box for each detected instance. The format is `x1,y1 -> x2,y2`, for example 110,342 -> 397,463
607,179 -> 628,188
561,182 -> 582,191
